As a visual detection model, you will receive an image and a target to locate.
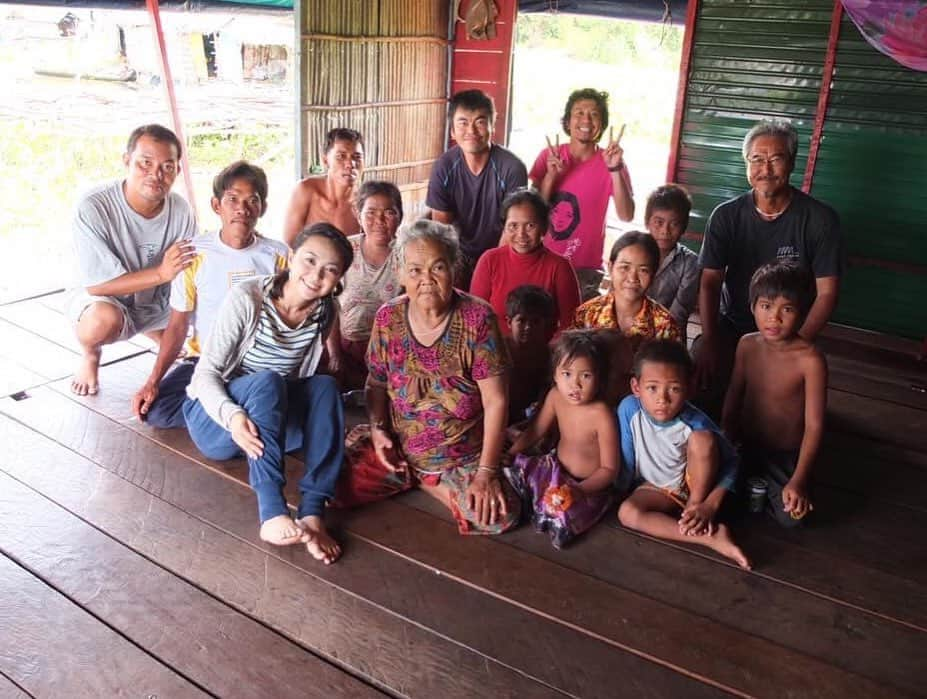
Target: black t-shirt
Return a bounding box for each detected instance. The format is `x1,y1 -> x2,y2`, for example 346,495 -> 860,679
699,188 -> 843,335
426,144 -> 528,260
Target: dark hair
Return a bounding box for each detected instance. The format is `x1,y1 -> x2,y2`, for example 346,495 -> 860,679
448,89 -> 496,123
126,124 -> 182,160
272,223 -> 354,299
608,231 -> 660,272
500,188 -> 549,232
561,88 -> 609,139
505,285 -> 555,321
324,128 -> 364,153
632,339 -> 694,381
644,184 -> 692,231
212,161 -> 269,215
748,262 -> 814,317
356,180 -> 404,222
550,330 -> 608,400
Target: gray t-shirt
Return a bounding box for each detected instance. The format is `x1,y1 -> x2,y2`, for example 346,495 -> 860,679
73,180 -> 197,328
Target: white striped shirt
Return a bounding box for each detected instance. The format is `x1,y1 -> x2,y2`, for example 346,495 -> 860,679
237,298 -> 321,378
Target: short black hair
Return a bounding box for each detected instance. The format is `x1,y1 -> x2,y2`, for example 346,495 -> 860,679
500,188 -> 549,231
644,184 -> 692,231
324,128 -> 364,153
448,89 -> 496,123
749,262 -> 814,317
126,124 -> 182,160
608,230 -> 660,271
355,180 -> 403,222
212,161 -> 268,215
561,88 -> 609,139
550,330 -> 608,400
632,339 -> 693,381
505,284 -> 555,321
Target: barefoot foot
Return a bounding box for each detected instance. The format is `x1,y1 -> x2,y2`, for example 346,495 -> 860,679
296,515 -> 342,565
71,348 -> 102,396
260,515 -> 309,546
706,523 -> 752,570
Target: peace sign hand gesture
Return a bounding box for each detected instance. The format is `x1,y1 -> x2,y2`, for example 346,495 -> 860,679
545,134 -> 564,177
603,124 -> 626,171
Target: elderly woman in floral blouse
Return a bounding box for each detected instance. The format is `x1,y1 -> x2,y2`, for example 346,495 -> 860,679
336,219 -> 521,534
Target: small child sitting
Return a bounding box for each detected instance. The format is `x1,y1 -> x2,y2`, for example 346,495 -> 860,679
505,285 -> 557,425
506,330 -> 618,548
722,262 -> 826,527
643,184 -> 699,339
617,340 -> 750,569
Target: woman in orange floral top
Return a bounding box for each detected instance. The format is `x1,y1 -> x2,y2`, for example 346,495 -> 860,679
335,220 -> 521,535
572,231 -> 681,352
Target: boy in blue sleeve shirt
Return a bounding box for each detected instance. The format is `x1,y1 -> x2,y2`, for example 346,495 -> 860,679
617,340 -> 750,569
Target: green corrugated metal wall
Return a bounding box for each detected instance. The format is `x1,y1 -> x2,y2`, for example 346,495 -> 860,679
675,0 -> 927,339
809,15 -> 927,338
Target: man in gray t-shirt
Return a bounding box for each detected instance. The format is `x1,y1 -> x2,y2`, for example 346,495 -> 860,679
69,124 -> 197,396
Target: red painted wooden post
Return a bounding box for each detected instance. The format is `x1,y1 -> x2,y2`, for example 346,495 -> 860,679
802,0 -> 844,193
145,0 -> 198,221
666,0 -> 700,184
448,0 -> 519,145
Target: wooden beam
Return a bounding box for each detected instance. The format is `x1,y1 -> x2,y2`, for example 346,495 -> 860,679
802,0 -> 844,193
666,0 -> 700,183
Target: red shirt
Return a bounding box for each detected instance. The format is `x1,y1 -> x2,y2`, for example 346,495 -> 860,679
470,244 -> 581,334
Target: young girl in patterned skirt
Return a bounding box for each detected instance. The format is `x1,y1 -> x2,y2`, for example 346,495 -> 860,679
505,330 -> 618,548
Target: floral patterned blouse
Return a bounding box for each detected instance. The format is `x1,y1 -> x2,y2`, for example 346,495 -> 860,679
366,292 -> 510,475
572,293 -> 681,351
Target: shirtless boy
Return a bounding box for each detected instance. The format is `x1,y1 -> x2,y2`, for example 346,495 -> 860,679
722,262 -> 826,526
283,128 -> 364,246
507,331 -> 618,548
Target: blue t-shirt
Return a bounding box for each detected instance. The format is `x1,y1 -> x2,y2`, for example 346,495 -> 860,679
617,395 -> 738,494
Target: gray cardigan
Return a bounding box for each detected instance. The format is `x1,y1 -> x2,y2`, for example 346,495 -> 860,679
186,275 -> 334,429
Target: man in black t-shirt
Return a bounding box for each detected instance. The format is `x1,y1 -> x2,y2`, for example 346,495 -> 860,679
694,119 -> 843,405
427,90 -> 527,290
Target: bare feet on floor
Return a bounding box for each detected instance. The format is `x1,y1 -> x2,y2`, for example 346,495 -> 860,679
706,523 -> 752,570
71,348 -> 102,396
296,515 -> 342,565
259,515 -> 309,546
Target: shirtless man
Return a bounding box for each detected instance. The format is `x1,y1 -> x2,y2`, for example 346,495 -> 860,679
723,262 -> 827,527
283,128 -> 364,246
68,124 -> 197,396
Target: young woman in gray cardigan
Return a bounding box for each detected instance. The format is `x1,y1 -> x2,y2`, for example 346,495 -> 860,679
184,223 -> 353,564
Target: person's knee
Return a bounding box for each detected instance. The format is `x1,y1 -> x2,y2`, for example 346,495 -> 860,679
309,374 -> 340,402
76,302 -> 124,345
617,498 -> 641,528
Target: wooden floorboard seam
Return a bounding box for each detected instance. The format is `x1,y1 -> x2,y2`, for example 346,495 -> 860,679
0,543 -> 221,699
0,669 -> 33,699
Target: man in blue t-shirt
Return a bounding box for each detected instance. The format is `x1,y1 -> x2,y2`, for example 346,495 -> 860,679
427,89 -> 527,290
694,118 -> 843,409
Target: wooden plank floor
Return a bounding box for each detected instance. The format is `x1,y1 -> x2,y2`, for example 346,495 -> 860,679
1,293 -> 925,698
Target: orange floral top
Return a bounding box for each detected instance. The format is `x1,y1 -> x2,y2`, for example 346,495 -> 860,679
572,293 -> 681,351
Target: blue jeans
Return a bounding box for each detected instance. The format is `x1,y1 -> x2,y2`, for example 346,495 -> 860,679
182,370 -> 344,522
146,359 -> 197,429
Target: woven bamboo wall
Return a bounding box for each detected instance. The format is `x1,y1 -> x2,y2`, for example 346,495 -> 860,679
299,0 -> 450,209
